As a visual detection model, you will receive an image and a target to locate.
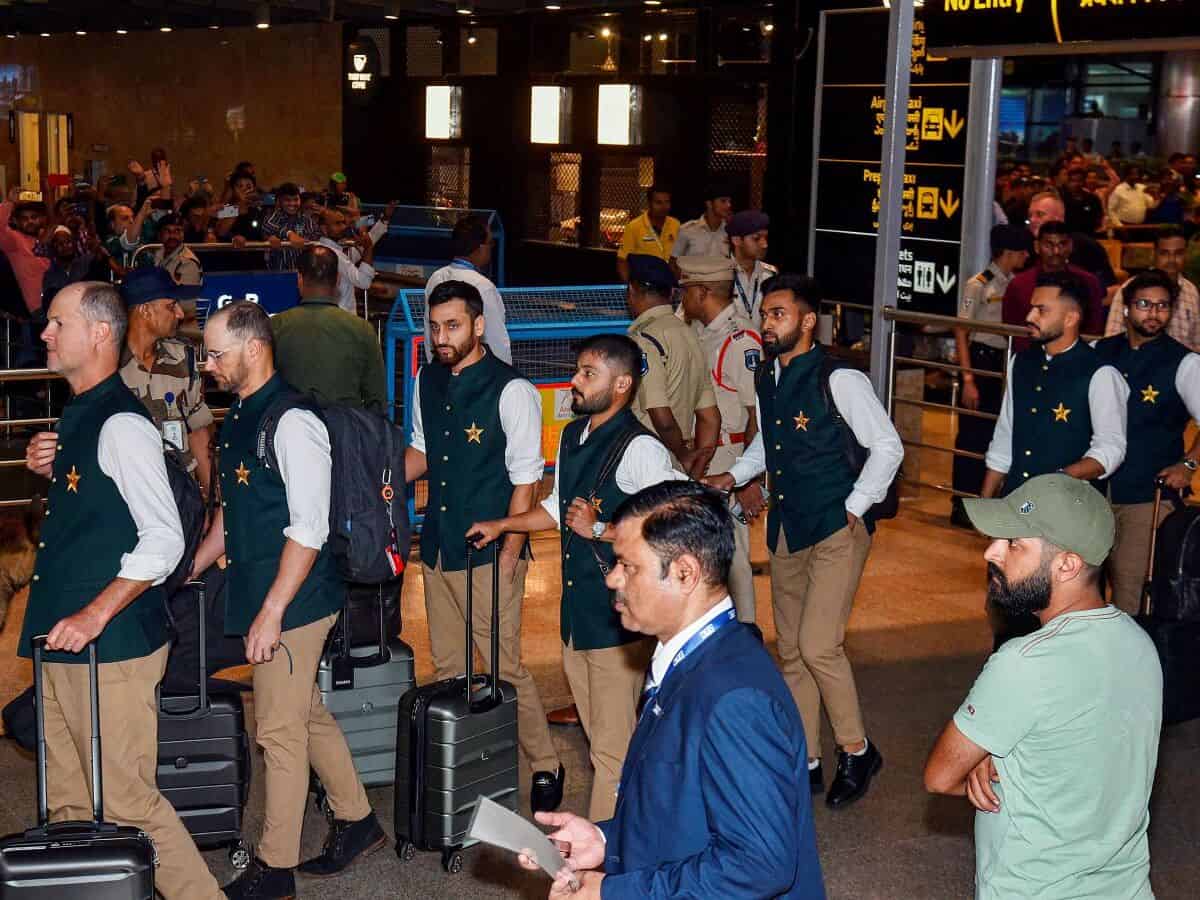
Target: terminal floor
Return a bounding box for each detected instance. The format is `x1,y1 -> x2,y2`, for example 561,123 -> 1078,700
0,435 -> 1198,897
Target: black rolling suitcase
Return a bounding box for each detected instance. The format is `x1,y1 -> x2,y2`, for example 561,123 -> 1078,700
0,638 -> 155,898
1135,482 -> 1200,725
394,542 -> 519,874
157,580 -> 252,869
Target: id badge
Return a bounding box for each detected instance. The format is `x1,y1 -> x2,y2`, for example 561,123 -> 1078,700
162,419 -> 185,452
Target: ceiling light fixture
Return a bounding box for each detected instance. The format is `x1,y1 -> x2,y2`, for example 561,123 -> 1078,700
40,32 -> 50,38
256,2 -> 271,29
456,0 -> 474,15
658,32 -> 668,41
544,1 -> 562,8
6,33 -> 18,39
75,30 -> 87,36
642,33 -> 652,42
385,0 -> 401,19
763,22 -> 774,33
644,0 -> 662,5
600,26 -> 612,38
467,29 -> 477,45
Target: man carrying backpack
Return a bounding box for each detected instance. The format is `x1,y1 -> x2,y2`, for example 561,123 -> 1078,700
190,302 -> 385,900
704,273 -> 903,809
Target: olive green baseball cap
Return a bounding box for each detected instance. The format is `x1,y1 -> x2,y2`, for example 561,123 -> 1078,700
962,473 -> 1114,566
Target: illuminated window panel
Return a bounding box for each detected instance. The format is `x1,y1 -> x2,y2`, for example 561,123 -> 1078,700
597,84 -> 643,146
425,85 -> 463,140
531,86 -> 572,145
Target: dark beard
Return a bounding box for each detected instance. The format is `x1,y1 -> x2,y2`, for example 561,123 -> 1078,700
763,329 -> 799,358
986,562 -> 1051,617
571,386 -> 613,416
1130,320 -> 1164,339
1032,326 -> 1063,346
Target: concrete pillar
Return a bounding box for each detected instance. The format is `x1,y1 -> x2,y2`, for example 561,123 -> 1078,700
1159,51 -> 1200,155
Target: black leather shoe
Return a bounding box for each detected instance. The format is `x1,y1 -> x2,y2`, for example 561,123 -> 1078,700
531,764 -> 566,813
809,762 -> 824,795
297,811 -> 387,878
223,858 -> 295,899
826,741 -> 882,809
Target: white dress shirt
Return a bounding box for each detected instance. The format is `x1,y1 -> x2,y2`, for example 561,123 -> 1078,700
1174,354 -> 1200,419
727,361 -> 905,519
1108,182 -> 1154,226
540,424 -> 685,523
1103,276 -> 1200,352
409,365 -> 546,485
97,414 -> 185,584
985,347 -> 1129,477
272,408 -> 333,550
647,597 -> 734,691
317,236 -> 375,314
424,262 -> 512,364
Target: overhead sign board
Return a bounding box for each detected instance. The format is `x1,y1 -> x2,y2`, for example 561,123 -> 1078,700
926,0 -> 1197,56
344,35 -> 381,105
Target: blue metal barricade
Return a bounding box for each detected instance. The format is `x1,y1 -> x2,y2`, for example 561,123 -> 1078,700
362,204 -> 506,287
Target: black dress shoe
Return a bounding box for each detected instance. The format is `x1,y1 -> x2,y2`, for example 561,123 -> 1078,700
809,762 -> 824,795
297,811 -> 387,878
826,741 -> 882,809
531,764 -> 566,813
223,858 -> 295,899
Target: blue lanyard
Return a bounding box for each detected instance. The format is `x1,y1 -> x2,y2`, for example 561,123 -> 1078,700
451,257 -> 477,271
640,607 -> 738,719
734,267 -> 759,318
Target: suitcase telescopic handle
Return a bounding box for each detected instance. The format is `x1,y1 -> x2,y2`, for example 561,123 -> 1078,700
1141,478 -> 1166,617
31,637 -> 103,827
337,585 -> 392,670
464,539 -> 502,713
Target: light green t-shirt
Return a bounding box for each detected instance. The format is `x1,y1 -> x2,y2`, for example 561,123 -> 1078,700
954,606 -> 1161,900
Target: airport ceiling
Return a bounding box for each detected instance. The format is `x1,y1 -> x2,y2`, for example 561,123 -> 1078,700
0,0 -> 754,34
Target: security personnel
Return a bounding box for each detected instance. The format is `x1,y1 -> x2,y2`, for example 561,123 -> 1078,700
706,273 -> 903,809
728,209 -> 777,323
982,270 -> 1128,499
1095,269 -> 1200,614
625,253 -> 720,479
118,266 -> 213,498
404,279 -> 565,813
20,282 -> 223,900
951,225 -> 1030,523
191,302 -> 384,900
616,185 -> 680,282
678,255 -> 762,623
468,334 -> 684,822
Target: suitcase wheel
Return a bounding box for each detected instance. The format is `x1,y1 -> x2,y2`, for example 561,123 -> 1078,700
441,847 -> 464,874
229,840 -> 251,870
396,840 -> 417,863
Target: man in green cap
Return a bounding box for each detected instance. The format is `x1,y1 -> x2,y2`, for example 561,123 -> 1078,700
924,473 -> 1161,900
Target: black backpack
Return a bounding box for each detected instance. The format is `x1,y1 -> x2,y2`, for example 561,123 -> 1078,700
162,446 -> 205,600
256,393 -> 411,585
817,356 -> 901,522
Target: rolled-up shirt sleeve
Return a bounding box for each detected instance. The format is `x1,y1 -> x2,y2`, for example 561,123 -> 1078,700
1085,365 -> 1129,477
499,380 -> 546,485
830,369 -> 905,518
97,413 -> 185,584
410,370 -> 427,454
272,409 -> 332,550
540,429 -> 568,524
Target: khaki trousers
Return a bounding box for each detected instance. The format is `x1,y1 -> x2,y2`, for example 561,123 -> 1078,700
561,638 -> 651,821
423,559 -> 559,774
253,612 -> 371,869
1110,500 -> 1173,615
42,645 -> 222,900
769,525 -> 871,756
729,514 -> 757,624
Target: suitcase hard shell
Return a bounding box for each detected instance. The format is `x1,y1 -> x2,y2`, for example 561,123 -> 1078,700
156,581 -> 251,868
0,639 -> 155,899
394,543 -> 519,874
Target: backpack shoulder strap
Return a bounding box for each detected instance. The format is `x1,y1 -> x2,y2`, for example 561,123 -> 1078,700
818,356 -> 867,475
256,391 -> 318,472
592,425 -> 643,500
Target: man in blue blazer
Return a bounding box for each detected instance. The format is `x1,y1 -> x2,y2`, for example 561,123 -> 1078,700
519,480 -> 825,898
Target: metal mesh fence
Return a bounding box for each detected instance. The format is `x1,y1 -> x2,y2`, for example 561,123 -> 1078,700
709,85 -> 768,209
597,155 -> 655,249
426,146 -> 471,209
528,152 -> 583,245
406,25 -> 443,77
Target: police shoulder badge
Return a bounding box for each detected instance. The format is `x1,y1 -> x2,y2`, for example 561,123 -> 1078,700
640,351 -> 649,376
744,348 -> 760,372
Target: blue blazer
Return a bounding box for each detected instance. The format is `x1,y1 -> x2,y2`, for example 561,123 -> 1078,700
597,621 -> 826,899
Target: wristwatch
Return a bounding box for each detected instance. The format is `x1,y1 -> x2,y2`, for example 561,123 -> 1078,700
591,521 -> 607,540
1183,458 -> 1198,472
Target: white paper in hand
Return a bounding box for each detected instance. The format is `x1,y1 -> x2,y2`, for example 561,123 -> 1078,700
466,796 -> 578,886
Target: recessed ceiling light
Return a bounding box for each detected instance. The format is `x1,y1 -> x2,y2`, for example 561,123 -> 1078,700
40,32 -> 50,37
642,33 -> 652,42
6,33 -> 18,39
644,0 -> 662,5
600,26 -> 612,38
544,1 -> 562,8
75,30 -> 87,36
256,2 -> 270,28
763,22 -> 775,33
116,28 -> 128,34
658,32 -> 668,41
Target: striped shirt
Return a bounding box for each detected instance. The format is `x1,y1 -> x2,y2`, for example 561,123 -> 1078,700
261,209 -> 322,271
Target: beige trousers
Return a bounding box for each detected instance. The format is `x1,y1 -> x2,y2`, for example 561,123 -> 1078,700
1110,500 -> 1173,615
729,514 -> 757,623
42,645 -> 223,900
561,638 -> 652,821
769,525 -> 872,756
423,558 -> 560,773
253,612 -> 371,869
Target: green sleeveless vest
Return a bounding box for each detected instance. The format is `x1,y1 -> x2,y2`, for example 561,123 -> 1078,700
218,373 -> 342,636
20,373 -> 169,664
555,409 -> 647,651
419,351 -> 524,572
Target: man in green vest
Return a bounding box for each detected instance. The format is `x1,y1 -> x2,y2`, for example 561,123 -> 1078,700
20,281 -> 224,900
402,278 -> 565,813
705,273 -> 903,809
1095,269 -> 1200,613
468,334 -> 683,820
190,302 -> 384,900
982,270 -> 1128,500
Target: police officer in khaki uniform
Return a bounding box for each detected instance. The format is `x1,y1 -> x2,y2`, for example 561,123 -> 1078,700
118,267 -> 214,499
625,253 -> 721,479
678,255 -> 762,622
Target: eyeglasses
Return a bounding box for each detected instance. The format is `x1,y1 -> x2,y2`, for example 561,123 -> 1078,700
203,345 -> 238,361
1132,298 -> 1172,312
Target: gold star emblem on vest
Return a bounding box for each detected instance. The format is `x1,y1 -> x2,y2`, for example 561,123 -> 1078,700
794,411 -> 810,431
65,465 -> 81,493
235,461 -> 250,486
1052,402 -> 1071,422
1142,385 -> 1160,404
465,422 -> 484,444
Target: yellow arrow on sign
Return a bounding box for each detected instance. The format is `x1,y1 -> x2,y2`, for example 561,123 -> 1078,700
944,109 -> 965,139
940,190 -> 961,219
